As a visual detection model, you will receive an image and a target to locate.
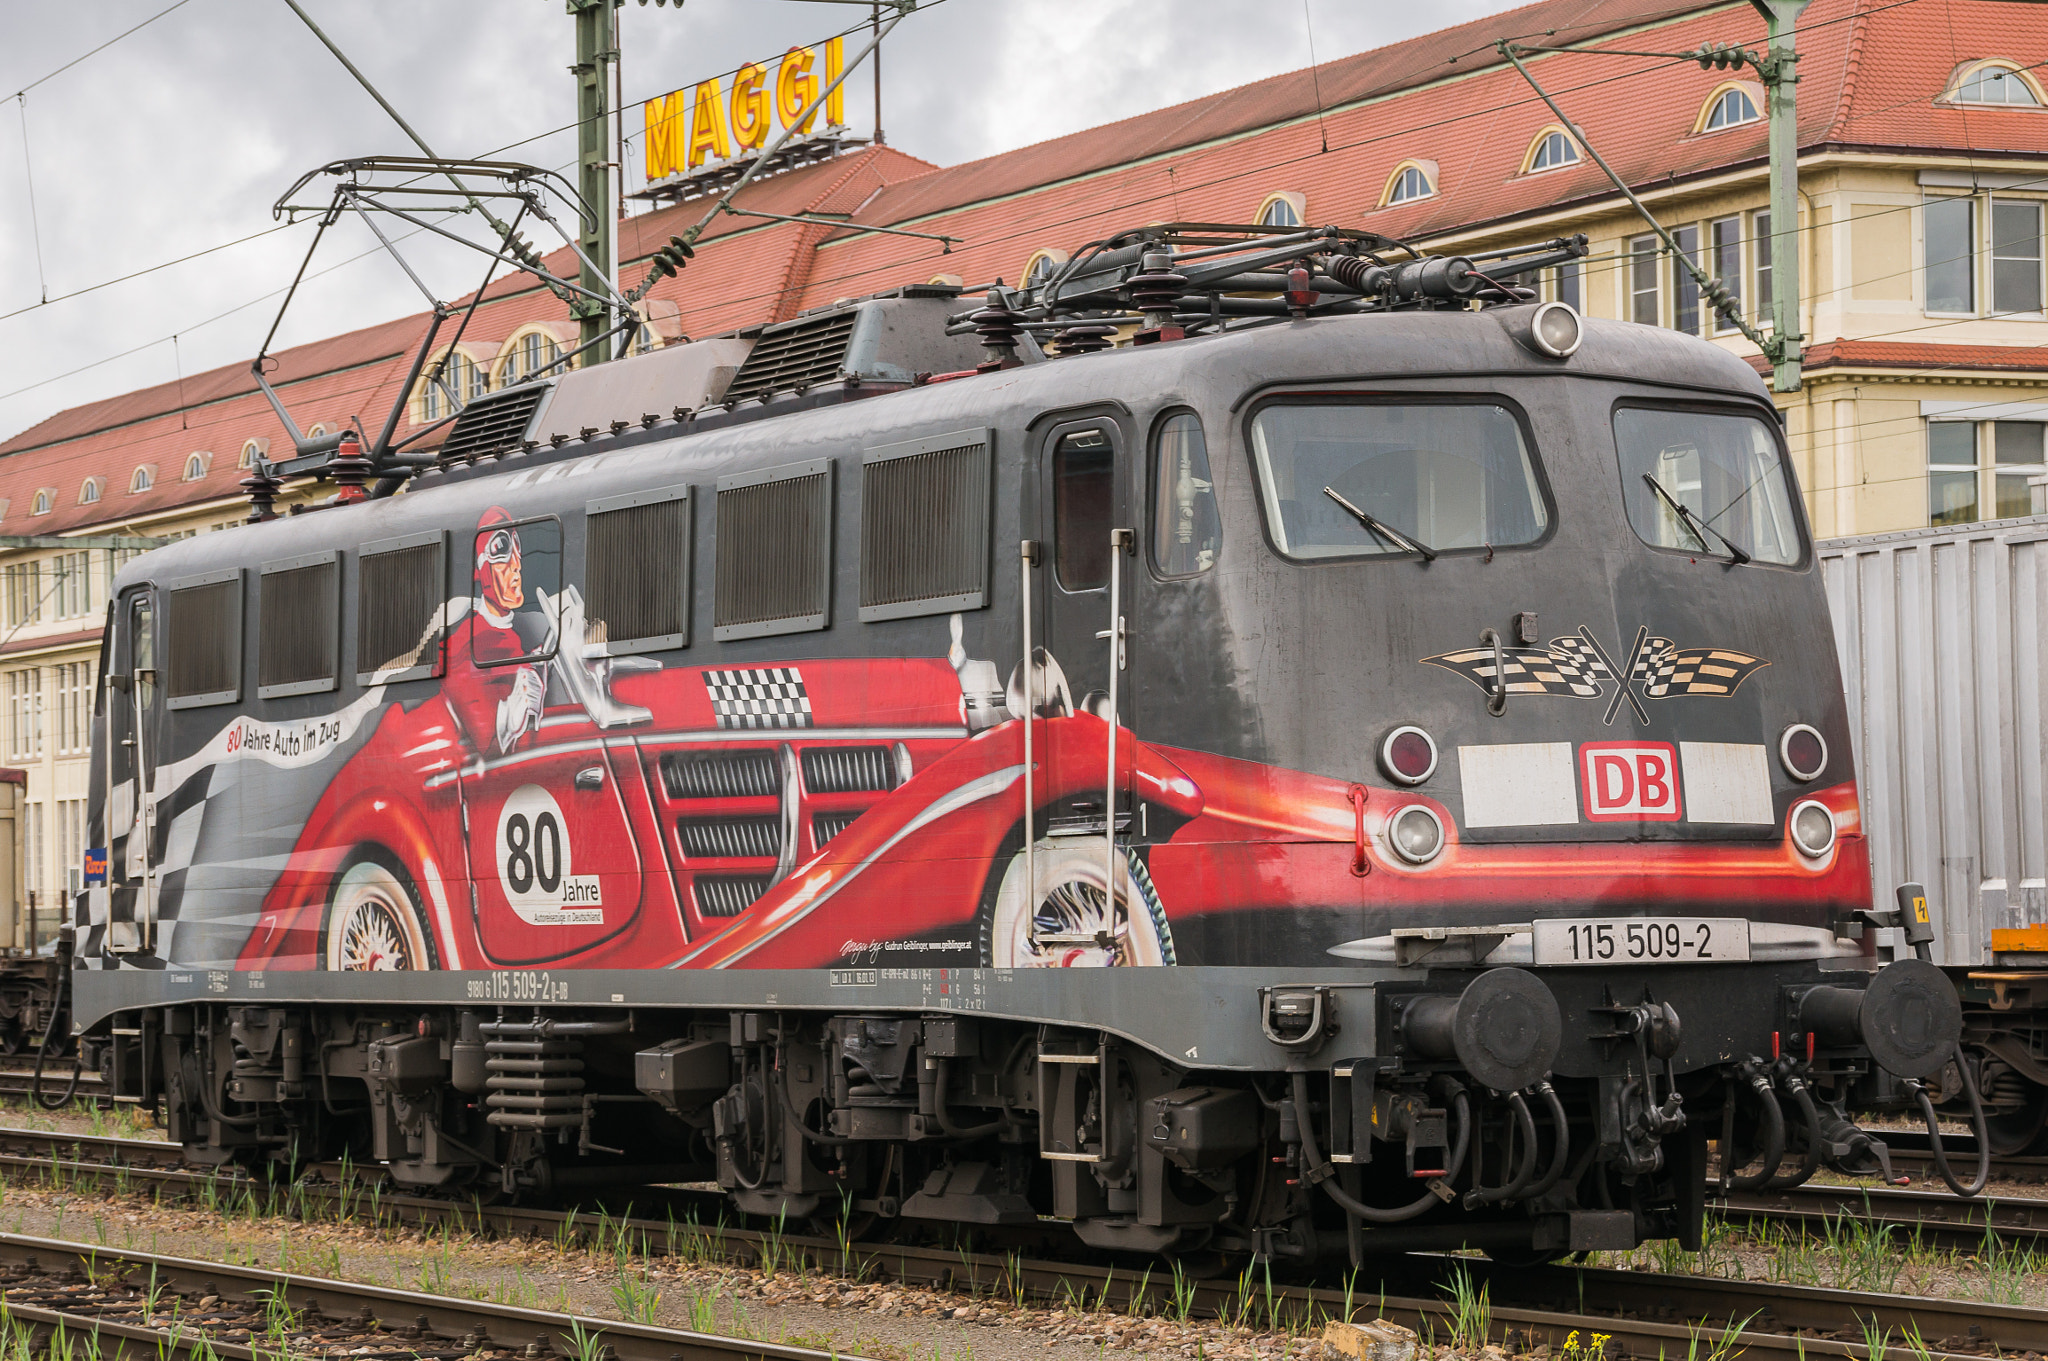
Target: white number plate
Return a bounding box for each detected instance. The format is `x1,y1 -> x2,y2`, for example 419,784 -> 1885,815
1531,917 -> 1750,965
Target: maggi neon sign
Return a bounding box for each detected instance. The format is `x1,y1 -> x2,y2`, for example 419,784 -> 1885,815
644,38 -> 847,182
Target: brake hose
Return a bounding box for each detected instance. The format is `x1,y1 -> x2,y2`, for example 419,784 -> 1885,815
1911,1044 -> 1989,1198
1522,1081 -> 1572,1200
1726,1064 -> 1786,1191
1465,1090 -> 1540,1208
29,993 -> 79,1111
1292,1071 -> 1471,1224
1763,1071 -> 1824,1191
775,1051 -> 861,1148
932,1059 -> 1007,1139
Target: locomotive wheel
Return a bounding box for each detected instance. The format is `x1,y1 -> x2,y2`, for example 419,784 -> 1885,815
978,835 -> 1173,968
323,851 -> 435,972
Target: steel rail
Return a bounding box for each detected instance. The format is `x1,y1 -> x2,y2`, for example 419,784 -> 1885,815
1717,1181 -> 2048,1247
0,1229 -> 857,1361
0,1128 -> 2039,1358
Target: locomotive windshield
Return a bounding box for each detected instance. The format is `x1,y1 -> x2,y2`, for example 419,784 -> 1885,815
1614,406 -> 1803,566
1249,401 -> 1547,560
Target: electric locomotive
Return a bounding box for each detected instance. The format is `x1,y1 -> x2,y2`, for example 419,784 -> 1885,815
73,222 -> 1980,1263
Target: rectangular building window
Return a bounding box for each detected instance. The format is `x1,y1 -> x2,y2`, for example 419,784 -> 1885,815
1928,420 -> 1979,525
5,669 -> 42,761
57,798 -> 83,907
24,803 -> 42,907
1671,224 -> 1701,334
586,486 -> 691,654
358,531 -> 446,684
1753,210 -> 1773,321
1550,259 -> 1581,310
53,662 -> 91,753
48,552 -> 88,620
1629,235 -> 1660,326
164,569 -> 243,708
1994,420 -> 2047,518
1710,217 -> 1743,332
1925,196 -> 1976,314
3,562 -> 41,630
860,429 -> 992,622
258,552 -> 340,698
1991,200 -> 2044,315
714,459 -> 833,641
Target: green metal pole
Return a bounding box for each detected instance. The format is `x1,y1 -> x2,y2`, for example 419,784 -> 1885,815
1751,0 -> 1807,393
570,0 -> 617,363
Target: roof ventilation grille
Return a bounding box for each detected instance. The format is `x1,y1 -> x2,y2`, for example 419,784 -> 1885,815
722,310 -> 859,405
438,383 -> 549,464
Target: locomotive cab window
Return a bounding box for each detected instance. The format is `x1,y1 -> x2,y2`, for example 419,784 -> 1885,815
470,516 -> 561,665
1249,401 -> 1547,560
1151,411 -> 1219,576
1614,406 -> 1803,566
1053,426 -> 1117,590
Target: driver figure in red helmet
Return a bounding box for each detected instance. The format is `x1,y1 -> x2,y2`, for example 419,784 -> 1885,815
446,506 -> 550,756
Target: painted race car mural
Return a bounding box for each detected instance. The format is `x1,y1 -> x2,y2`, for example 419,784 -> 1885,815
193,503 -> 1871,979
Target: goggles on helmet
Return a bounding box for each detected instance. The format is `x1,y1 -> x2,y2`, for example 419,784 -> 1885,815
478,528 -> 518,566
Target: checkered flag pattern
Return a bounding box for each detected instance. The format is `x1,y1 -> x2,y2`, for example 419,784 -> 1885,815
704,667 -> 814,730
1631,638 -> 1769,698
1423,644 -> 1609,698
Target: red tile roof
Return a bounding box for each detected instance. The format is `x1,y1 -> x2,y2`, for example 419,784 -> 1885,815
4,0 -> 2039,532
1754,340 -> 2048,374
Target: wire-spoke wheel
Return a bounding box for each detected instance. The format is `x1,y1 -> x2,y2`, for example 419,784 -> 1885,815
980,836 -> 1173,969
324,853 -> 433,972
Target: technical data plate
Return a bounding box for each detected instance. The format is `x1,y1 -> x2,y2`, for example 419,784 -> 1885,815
1531,917 -> 1752,966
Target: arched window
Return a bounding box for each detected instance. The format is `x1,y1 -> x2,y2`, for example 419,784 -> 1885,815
1700,85 -> 1761,131
31,491 -> 52,516
1382,162 -> 1436,206
130,466 -> 154,493
1525,127 -> 1580,173
927,273 -> 964,288
522,332 -> 558,378
239,439 -> 264,469
1950,61 -> 2043,106
307,424 -> 327,439
79,478 -> 100,505
1021,249 -> 1068,292
1257,192 -> 1305,228
463,352 -> 488,400
183,452 -> 209,481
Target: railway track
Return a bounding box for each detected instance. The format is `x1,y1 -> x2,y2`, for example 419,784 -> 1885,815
0,1228 -> 859,1361
1718,1181 -> 2048,1249
0,1129 -> 2038,1360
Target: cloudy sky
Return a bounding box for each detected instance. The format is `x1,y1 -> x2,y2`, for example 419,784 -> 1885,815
0,0 -> 1520,443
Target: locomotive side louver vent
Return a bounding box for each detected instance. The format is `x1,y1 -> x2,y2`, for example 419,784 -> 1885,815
861,429 -> 992,622
587,486 -> 690,651
661,750 -> 779,800
714,459 -> 832,641
165,570 -> 242,708
438,383 -> 547,464
258,553 -> 339,697
677,816 -> 782,859
801,746 -> 897,794
812,811 -> 861,849
357,532 -> 446,684
695,875 -> 772,917
721,310 -> 857,405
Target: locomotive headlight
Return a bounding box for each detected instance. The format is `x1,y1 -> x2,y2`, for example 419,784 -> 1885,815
1389,805 -> 1446,864
1529,301 -> 1583,357
1789,799 -> 1836,858
1780,724 -> 1828,782
1379,726 -> 1439,785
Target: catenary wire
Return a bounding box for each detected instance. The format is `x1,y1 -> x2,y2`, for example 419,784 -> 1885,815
2,0 -> 196,99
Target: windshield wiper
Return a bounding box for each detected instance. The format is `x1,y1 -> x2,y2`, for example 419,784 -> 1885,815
1640,474 -> 1750,564
1322,487 -> 1437,561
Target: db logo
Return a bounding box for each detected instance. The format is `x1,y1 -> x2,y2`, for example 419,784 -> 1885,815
1580,742 -> 1682,821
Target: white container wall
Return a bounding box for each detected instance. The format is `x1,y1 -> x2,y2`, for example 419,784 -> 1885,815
1819,514 -> 2048,967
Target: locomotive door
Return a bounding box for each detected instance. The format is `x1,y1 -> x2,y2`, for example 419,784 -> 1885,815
1018,416 -> 1154,966
108,587 -> 161,952
455,515 -> 643,965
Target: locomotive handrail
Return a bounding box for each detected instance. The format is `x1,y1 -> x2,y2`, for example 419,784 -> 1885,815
1020,541 -> 1037,945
